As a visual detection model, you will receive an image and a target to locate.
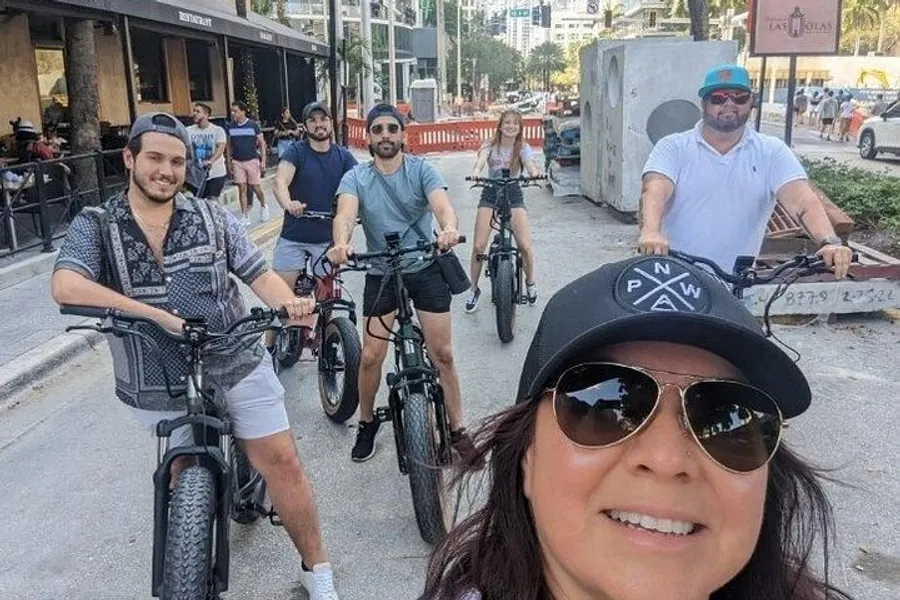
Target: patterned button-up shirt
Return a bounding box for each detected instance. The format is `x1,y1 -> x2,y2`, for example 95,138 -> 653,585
54,191 -> 269,411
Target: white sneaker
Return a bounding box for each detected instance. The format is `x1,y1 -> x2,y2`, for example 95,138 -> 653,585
299,562 -> 339,600
241,214 -> 251,228
260,205 -> 271,223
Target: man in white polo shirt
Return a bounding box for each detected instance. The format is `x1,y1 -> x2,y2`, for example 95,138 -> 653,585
639,64 -> 852,279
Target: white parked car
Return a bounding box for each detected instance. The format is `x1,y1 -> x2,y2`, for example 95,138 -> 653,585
858,101 -> 900,160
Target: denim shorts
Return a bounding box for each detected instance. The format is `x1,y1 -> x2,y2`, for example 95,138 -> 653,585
271,238 -> 331,275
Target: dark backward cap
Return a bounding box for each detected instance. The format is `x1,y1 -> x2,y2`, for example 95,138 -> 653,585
302,101 -> 332,122
127,112 -> 192,151
516,255 -> 812,418
366,103 -> 406,131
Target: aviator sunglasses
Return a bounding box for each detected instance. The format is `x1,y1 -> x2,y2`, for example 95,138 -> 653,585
370,123 -> 400,135
548,362 -> 785,473
708,90 -> 752,106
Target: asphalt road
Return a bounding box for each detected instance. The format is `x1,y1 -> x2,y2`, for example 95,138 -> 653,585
1,153 -> 898,600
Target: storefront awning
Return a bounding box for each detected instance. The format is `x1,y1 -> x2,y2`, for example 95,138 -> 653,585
38,0 -> 329,58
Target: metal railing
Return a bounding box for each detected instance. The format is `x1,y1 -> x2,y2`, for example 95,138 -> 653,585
1,149 -> 128,257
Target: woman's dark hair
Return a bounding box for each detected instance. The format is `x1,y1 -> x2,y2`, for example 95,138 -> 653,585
421,402 -> 854,600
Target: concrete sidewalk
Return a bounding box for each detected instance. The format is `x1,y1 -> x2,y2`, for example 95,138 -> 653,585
0,179 -> 284,402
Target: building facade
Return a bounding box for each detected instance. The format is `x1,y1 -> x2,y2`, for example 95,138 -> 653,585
285,0 -> 430,101
0,0 -> 326,138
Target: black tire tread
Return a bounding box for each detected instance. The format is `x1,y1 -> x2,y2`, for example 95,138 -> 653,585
319,317 -> 362,423
162,465 -> 216,600
403,392 -> 447,545
276,328 -> 301,368
231,447 -> 261,525
494,258 -> 516,343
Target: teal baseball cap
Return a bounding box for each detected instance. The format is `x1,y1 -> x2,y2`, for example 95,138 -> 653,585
698,64 -> 752,98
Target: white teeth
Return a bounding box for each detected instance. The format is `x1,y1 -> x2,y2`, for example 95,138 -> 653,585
607,510 -> 696,535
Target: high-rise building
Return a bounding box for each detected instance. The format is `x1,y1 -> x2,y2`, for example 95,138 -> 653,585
549,9 -> 599,47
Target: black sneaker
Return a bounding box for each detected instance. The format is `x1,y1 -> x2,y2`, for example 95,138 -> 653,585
352,420 -> 380,462
464,287 -> 482,313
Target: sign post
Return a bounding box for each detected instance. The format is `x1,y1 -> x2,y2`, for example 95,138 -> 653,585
749,0 -> 842,146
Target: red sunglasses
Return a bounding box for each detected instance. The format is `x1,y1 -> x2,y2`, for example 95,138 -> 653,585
708,90 -> 752,106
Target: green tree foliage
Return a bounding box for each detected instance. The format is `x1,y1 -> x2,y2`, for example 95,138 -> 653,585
448,34 -> 523,98
526,42 -> 566,91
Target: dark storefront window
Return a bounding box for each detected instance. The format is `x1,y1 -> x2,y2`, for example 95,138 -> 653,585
186,40 -> 213,102
132,30 -> 169,103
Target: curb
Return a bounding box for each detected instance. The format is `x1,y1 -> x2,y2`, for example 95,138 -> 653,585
0,216 -> 284,405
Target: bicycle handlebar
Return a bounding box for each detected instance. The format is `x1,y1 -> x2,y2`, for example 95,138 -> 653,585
297,210 -> 333,220
465,175 -> 547,186
668,250 -> 858,289
61,305 -> 294,346
342,236 -> 467,270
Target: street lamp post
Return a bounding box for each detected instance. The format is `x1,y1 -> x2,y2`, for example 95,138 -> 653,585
388,0 -> 397,104
361,0 -> 375,115
456,0 -> 461,101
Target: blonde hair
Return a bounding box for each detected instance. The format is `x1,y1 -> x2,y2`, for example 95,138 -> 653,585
489,109 -> 524,175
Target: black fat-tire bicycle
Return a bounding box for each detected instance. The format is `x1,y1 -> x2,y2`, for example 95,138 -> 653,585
466,171 -> 546,343
271,211 -> 362,423
61,305 -> 296,600
344,232 -> 467,545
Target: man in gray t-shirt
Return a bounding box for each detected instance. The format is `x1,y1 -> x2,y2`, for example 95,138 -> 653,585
328,103 -> 477,465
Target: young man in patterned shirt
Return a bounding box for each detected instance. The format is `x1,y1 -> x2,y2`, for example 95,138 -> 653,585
51,112 -> 340,600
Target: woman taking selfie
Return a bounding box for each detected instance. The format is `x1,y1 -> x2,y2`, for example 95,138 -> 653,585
466,109 -> 543,313
422,254 -> 852,600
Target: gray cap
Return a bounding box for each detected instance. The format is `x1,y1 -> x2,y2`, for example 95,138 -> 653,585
127,112 -> 192,152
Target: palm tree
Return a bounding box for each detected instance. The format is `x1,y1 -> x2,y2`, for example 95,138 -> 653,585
527,42 -> 566,92
668,0 -> 689,19
602,0 -> 625,29
874,0 -> 900,53
687,0 -> 709,40
843,0 -> 880,55
64,18 -> 101,200
251,0 -> 274,16
708,0 -> 746,17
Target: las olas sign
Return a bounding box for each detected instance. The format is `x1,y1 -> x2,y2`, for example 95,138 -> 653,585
749,0 -> 842,56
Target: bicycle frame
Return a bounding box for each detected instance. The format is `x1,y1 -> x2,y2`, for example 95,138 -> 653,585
150,321 -> 235,597
368,239 -> 452,476
62,306 -> 284,598
487,177 -> 523,303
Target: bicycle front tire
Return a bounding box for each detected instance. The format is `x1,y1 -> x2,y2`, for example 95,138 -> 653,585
161,466 -> 217,600
403,392 -> 450,545
494,258 -> 517,343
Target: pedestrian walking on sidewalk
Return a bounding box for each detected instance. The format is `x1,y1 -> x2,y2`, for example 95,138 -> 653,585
808,90 -> 822,127
819,91 -> 840,141
50,111 -> 341,600
793,89 -> 808,127
187,102 -> 228,201
638,64 -> 853,278
226,101 -> 271,227
839,96 -> 855,143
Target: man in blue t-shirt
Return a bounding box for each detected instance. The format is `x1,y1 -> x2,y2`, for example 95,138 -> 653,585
267,102 -> 357,351
327,104 -> 476,465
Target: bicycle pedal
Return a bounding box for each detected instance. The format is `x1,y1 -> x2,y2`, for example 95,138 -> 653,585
375,406 -> 393,423
267,509 -> 284,527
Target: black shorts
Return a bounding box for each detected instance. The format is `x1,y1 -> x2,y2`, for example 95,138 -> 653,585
363,262 -> 451,317
203,176 -> 227,199
478,183 -> 525,210
821,118 -> 835,126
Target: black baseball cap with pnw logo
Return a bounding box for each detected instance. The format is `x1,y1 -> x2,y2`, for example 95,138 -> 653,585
515,255 -> 812,418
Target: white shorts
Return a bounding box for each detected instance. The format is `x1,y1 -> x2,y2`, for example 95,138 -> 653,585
127,356 -> 289,447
